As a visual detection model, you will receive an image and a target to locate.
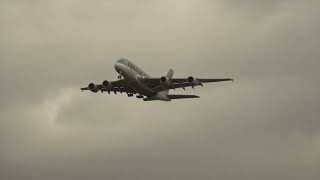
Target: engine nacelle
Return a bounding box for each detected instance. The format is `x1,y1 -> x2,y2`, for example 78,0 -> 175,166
102,80 -> 114,94
187,76 -> 199,86
160,76 -> 171,85
88,83 -> 99,93
102,80 -> 110,87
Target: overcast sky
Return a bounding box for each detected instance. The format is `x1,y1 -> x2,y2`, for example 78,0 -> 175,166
1,0 -> 320,180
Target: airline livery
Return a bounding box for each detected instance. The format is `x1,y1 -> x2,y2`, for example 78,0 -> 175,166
81,59 -> 233,101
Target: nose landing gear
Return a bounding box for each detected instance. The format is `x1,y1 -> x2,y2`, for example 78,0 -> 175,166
117,71 -> 123,79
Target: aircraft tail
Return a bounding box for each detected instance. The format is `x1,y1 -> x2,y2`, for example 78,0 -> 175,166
166,69 -> 174,79
163,69 -> 174,94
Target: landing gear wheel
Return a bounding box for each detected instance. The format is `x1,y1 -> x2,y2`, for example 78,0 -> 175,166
136,95 -> 144,99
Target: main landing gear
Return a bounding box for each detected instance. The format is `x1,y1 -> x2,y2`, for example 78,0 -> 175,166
136,95 -> 144,99
127,93 -> 143,99
117,71 -> 122,79
126,93 -> 144,99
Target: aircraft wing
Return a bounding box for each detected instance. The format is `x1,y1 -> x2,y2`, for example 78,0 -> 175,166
80,84 -> 104,91
81,80 -> 136,94
139,77 -> 233,92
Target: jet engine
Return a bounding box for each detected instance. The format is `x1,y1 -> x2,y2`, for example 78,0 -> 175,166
103,80 -> 114,89
160,76 -> 171,85
88,83 -> 99,93
187,76 -> 199,86
102,80 -> 114,94
102,80 -> 110,87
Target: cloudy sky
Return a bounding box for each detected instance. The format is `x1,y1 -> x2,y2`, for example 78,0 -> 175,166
1,0 -> 320,179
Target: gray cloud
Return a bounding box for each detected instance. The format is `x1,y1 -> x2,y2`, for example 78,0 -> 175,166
1,0 -> 320,180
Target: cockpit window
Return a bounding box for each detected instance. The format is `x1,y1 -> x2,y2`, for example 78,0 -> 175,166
117,58 -> 128,65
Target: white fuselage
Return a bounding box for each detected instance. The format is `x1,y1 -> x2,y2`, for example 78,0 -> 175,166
114,59 -> 170,101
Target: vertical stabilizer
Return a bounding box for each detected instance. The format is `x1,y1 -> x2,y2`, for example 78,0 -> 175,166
166,69 -> 174,79
163,69 -> 174,94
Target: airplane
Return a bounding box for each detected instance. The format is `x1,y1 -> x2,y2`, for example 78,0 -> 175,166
81,58 -> 233,101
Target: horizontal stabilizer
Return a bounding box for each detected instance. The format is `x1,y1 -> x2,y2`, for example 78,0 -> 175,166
167,94 -> 199,99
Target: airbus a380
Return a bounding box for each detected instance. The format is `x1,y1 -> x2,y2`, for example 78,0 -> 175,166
81,59 -> 233,101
